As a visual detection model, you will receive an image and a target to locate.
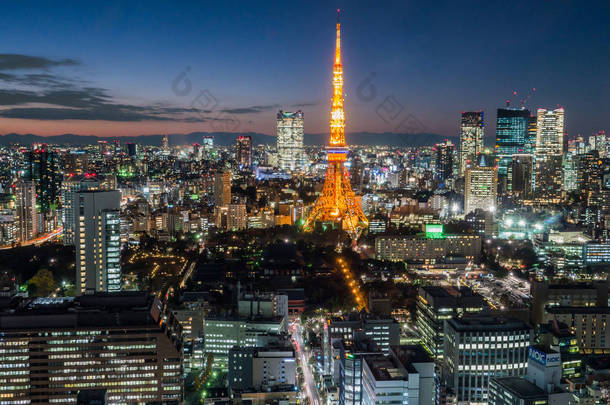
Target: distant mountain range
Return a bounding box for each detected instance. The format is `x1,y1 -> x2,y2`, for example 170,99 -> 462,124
0,132 -> 456,147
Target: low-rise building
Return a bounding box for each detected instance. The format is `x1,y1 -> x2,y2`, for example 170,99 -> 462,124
375,233 -> 481,262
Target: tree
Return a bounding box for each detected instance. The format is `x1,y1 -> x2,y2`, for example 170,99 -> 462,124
28,269 -> 56,297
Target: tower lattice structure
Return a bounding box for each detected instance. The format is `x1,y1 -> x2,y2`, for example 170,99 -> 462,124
304,11 -> 368,240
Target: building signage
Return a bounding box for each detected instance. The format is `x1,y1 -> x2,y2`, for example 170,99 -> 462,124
528,346 -> 560,366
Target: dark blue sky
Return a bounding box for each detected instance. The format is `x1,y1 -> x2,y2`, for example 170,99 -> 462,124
1,0 -> 609,139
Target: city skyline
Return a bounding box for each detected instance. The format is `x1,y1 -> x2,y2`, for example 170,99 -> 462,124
1,1 -> 609,139
2,3 -> 610,405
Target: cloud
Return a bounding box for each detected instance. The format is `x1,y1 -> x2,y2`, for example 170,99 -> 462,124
220,104 -> 278,114
0,54 -> 79,70
0,87 -> 216,122
290,102 -> 319,107
0,54 -> 214,122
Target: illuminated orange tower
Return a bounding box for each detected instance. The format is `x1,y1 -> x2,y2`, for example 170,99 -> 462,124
304,10 -> 368,240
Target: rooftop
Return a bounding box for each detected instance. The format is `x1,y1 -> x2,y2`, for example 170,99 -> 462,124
491,377 -> 547,399
365,355 -> 408,381
546,306 -> 610,314
447,315 -> 531,332
0,292 -> 162,330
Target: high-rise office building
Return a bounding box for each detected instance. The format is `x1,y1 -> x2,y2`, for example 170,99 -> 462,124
416,286 -> 486,359
443,316 -> 534,404
15,180 -> 38,243
496,108 -> 530,178
214,170 -> 231,206
535,108 -> 564,156
236,135 -> 253,168
510,154 -> 534,203
588,130 -> 606,156
228,203 -> 247,230
203,135 -> 214,151
529,280 -> 608,326
0,292 -> 183,404
75,190 -> 121,294
534,108 -> 565,205
576,150 -> 602,192
339,336 -> 381,405
435,140 -> 455,185
126,142 -> 137,157
527,114 -> 537,154
162,134 -> 169,152
63,150 -> 89,175
23,145 -> 61,227
562,154 -> 578,192
464,157 -> 497,214
276,110 -> 305,171
62,174 -> 100,246
459,111 -> 484,176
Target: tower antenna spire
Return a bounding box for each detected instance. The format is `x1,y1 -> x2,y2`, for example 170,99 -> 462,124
304,11 -> 369,243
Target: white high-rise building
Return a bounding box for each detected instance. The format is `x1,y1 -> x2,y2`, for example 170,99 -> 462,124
75,190 -> 121,293
276,110 -> 305,171
465,163 -> 497,214
15,180 -> 38,243
459,111 -> 484,176
62,174 -> 100,246
535,108 -> 564,156
534,108 -> 565,205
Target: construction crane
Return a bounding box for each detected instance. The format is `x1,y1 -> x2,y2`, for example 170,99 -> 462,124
505,90 -> 518,107
520,87 -> 536,108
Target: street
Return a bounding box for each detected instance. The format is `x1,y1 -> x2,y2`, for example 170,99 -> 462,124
291,319 -> 321,405
0,227 -> 63,250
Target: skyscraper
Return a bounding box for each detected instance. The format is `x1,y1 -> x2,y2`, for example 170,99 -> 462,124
534,108 -> 565,205
22,145 -> 61,227
510,154 -> 534,203
236,135 -> 253,168
126,142 -> 138,157
75,190 -> 121,293
62,173 -> 100,246
495,108 -> 530,178
15,180 -> 38,243
203,135 -> 214,151
535,108 -> 564,156
435,140 -> 455,185
276,110 -> 305,171
459,111 -> 484,176
416,286 -> 486,359
303,12 -> 368,240
464,156 -> 497,214
214,170 -> 231,206
161,134 -> 169,152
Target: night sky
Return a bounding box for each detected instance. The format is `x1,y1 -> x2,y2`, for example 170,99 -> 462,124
1,1 -> 609,140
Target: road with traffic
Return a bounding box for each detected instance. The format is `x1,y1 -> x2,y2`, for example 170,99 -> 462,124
291,319 -> 321,405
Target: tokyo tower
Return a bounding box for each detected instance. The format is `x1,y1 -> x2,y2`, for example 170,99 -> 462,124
304,10 -> 368,240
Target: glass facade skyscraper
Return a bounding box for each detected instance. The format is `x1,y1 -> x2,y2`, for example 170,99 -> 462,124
495,108 -> 531,177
